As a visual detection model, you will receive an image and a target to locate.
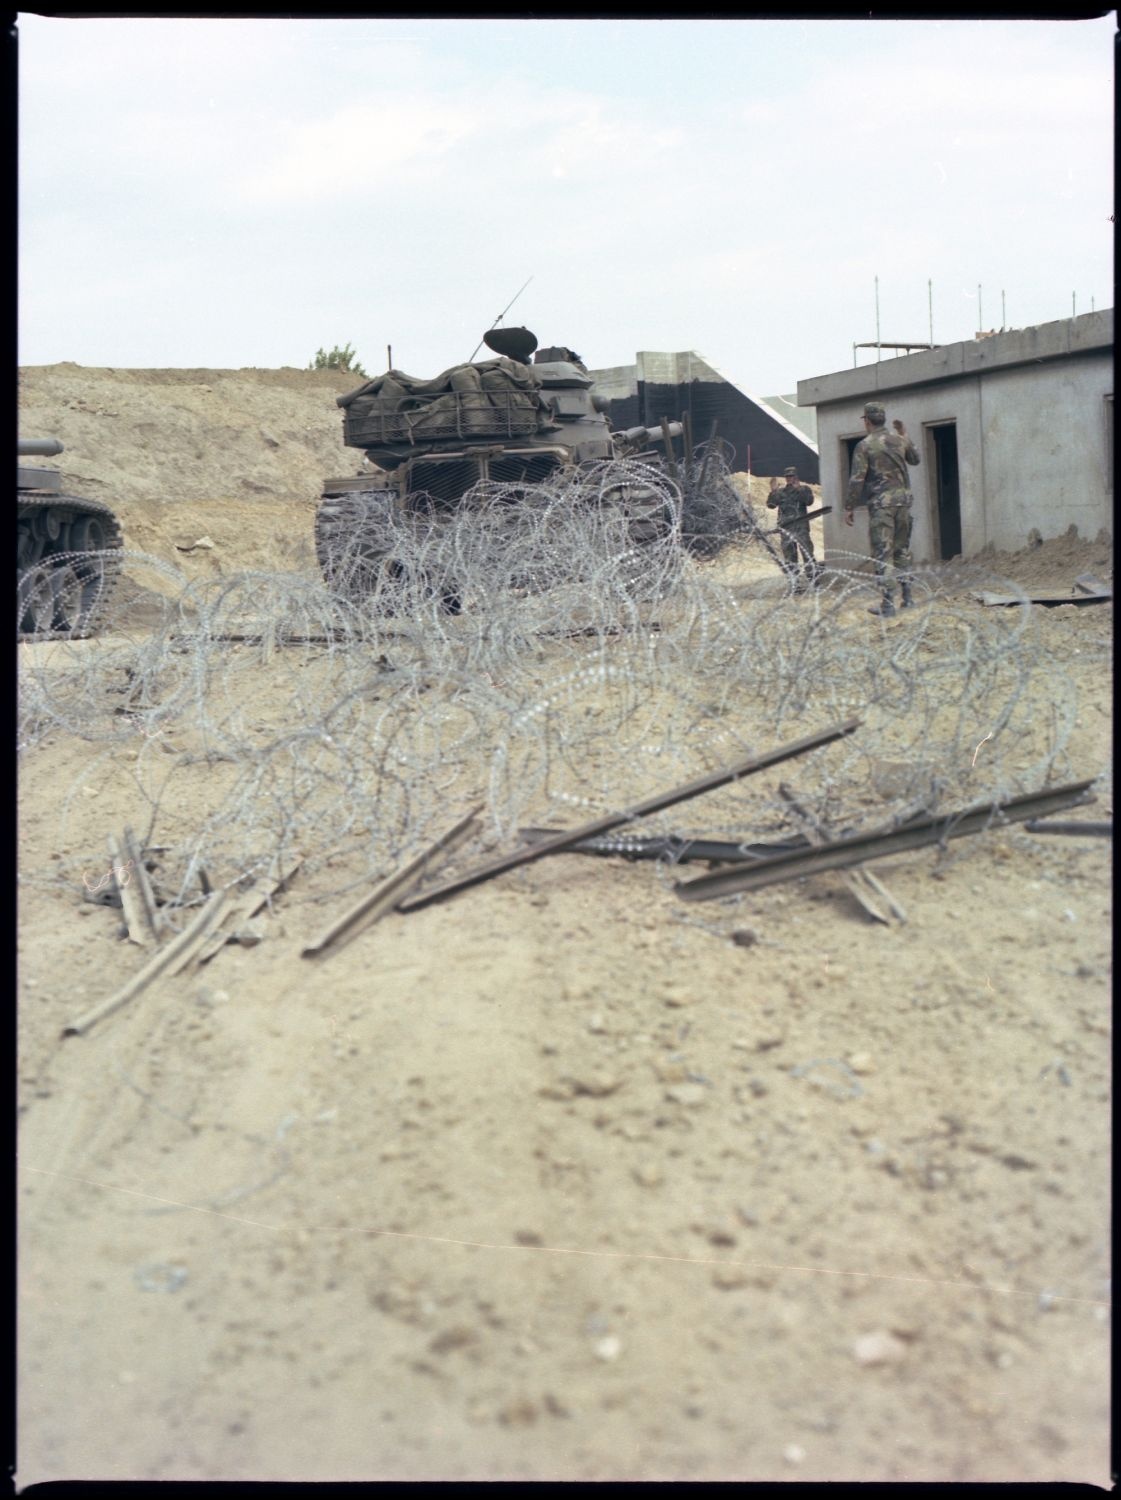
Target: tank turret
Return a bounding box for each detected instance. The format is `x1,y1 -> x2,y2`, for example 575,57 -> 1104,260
315,329 -> 689,607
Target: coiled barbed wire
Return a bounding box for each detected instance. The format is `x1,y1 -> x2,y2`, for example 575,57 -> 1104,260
17,458 -> 1104,926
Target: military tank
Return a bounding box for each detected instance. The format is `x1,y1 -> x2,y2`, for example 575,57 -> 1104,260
18,438 -> 123,638
315,327 -> 683,605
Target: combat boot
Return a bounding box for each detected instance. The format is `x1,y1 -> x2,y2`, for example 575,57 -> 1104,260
867,591 -> 896,618
900,581 -> 915,610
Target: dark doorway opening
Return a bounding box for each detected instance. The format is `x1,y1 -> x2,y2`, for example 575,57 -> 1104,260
930,423 -> 962,559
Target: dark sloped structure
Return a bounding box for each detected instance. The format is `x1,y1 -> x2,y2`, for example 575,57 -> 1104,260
589,351 -> 819,482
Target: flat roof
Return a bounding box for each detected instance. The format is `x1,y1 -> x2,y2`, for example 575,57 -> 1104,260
796,308 -> 1113,410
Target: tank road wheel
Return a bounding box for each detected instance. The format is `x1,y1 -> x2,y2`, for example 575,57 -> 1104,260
601,480 -> 679,546
316,491 -> 397,602
17,497 -> 123,640
48,563 -> 89,635
17,564 -> 59,636
315,489 -> 463,612
69,514 -> 108,554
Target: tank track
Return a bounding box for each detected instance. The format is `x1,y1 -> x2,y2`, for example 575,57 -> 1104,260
18,491 -> 124,641
314,489 -> 402,603
314,477 -> 679,610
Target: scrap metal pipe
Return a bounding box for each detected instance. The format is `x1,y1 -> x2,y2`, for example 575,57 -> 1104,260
398,717 -> 861,913
676,780 -> 1096,902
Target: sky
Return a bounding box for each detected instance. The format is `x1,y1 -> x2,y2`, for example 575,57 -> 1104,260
17,14 -> 1116,396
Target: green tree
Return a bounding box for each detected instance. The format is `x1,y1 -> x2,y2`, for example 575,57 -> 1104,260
309,342 -> 368,378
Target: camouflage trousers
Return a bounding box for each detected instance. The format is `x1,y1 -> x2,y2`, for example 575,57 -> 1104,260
869,501 -> 913,584
778,520 -> 818,584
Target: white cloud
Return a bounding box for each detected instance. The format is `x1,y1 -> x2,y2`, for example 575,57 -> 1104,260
245,99 -> 484,204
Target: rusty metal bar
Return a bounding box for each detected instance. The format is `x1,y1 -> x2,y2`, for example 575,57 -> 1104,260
303,806 -> 482,955
197,853 -> 303,966
777,784 -> 906,925
1023,819 -> 1112,838
676,780 -> 1096,903
517,827 -> 810,863
974,591 -> 1111,609
107,832 -> 153,949
123,825 -> 167,941
1073,574 -> 1112,598
63,891 -> 230,1037
398,719 -> 861,913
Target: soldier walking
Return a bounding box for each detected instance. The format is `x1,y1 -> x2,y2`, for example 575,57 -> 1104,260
844,402 -> 920,617
767,466 -> 819,592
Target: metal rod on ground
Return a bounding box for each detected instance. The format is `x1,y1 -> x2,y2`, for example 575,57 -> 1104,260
197,854 -> 303,965
398,719 -> 862,914
302,807 -> 482,956
517,828 -> 811,862
1023,820 -> 1112,838
778,784 -> 906,925
676,780 -> 1095,903
62,891 -> 230,1038
123,825 -> 166,940
1073,574 -> 1112,598
107,831 -> 153,948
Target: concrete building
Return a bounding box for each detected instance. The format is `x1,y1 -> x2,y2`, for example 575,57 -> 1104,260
590,351 -> 819,482
796,309 -> 1113,563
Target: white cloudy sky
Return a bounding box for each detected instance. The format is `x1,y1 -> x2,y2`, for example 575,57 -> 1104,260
17,14 -> 1115,394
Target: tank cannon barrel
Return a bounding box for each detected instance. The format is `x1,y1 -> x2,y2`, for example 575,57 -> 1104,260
613,421 -> 683,448
19,438 -> 65,457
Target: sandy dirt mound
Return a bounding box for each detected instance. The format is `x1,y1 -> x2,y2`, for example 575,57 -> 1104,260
17,364 -> 1111,1485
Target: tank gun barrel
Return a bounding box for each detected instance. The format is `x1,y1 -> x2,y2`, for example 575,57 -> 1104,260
613,421 -> 683,449
19,438 -> 65,457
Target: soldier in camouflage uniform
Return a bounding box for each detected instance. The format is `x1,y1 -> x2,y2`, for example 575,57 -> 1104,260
767,465 -> 819,592
844,401 -> 920,617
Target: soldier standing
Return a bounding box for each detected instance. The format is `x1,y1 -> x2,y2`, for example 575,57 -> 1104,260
768,465 -> 818,592
844,402 -> 920,617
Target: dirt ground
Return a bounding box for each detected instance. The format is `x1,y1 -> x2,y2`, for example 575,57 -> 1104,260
17,365 -> 1113,1485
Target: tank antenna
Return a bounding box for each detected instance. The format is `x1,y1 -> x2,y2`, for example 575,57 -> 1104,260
469,275 -> 534,362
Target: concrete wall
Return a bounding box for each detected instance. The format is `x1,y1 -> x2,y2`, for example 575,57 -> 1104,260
978,356 -> 1113,550
588,351 -> 820,481
805,313 -> 1113,562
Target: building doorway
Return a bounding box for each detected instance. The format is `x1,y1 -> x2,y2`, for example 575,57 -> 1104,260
928,422 -> 962,559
